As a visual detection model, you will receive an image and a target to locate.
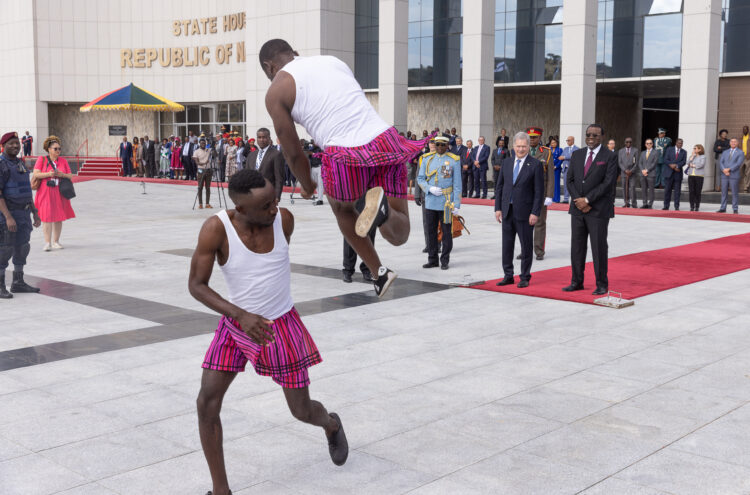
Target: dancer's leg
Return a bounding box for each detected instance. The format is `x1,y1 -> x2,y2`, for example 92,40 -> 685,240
328,197 -> 381,275
196,369 -> 237,495
282,386 -> 338,435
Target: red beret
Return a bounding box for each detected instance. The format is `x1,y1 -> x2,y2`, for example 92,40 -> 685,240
525,127 -> 543,137
0,132 -> 19,145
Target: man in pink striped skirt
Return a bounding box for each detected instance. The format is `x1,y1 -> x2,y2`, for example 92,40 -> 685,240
260,39 -> 433,298
189,169 -> 348,495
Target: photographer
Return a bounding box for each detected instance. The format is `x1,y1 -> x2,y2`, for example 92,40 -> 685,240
193,138 -> 213,209
306,139 -> 324,205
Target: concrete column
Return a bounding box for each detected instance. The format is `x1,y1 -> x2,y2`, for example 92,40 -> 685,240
678,0 -> 722,191
559,0 -> 598,145
378,0 -> 408,131
245,2 -> 355,140
460,0 -> 494,143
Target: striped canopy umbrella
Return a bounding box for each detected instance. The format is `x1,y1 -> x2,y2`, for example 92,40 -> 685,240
80,83 -> 184,112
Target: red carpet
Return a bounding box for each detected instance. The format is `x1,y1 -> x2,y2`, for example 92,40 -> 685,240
470,232 -> 750,305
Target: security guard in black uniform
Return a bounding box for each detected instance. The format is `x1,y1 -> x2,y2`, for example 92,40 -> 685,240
0,132 -> 41,298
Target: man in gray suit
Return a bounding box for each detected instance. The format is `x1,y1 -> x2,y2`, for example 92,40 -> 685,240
638,138 -> 658,209
717,138 -> 745,214
618,137 -> 639,208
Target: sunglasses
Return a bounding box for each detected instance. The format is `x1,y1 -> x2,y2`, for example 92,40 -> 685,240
435,143 -> 448,146
585,133 -> 601,138
49,147 -> 61,151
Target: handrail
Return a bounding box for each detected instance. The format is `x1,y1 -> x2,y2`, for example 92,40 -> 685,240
74,139 -> 88,175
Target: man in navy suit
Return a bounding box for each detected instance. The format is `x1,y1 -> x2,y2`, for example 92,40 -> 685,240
494,132 -> 544,288
118,137 -> 133,176
717,138 -> 745,213
563,124 -> 619,296
469,136 -> 491,198
662,138 -> 687,210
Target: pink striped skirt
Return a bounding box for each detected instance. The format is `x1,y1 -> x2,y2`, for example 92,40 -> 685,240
202,307 -> 321,388
318,127 -> 434,202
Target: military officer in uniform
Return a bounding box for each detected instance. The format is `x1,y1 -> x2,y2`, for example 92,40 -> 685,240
417,135 -> 462,270
0,132 -> 42,298
654,128 -> 672,188
524,127 -> 554,260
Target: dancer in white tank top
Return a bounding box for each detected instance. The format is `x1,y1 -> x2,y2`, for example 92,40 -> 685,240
260,39 -> 435,298
188,169 -> 348,495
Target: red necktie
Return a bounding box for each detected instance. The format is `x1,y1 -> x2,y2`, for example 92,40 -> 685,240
584,150 -> 594,175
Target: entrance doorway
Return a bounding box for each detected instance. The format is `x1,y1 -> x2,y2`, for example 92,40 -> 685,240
641,98 -> 679,144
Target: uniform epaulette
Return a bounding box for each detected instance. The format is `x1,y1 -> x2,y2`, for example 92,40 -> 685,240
421,151 -> 436,157
445,152 -> 459,160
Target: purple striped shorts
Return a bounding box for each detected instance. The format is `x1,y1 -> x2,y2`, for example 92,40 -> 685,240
318,127 -> 434,202
202,307 -> 321,388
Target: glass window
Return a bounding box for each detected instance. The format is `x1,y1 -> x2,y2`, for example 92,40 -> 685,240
722,0 -> 750,73
200,105 -> 215,124
544,24 -> 562,80
354,0 -> 379,89
174,109 -> 186,123
187,105 -> 199,123
642,13 -> 682,75
409,0 -> 462,87
229,103 -> 242,123
217,104 -> 228,122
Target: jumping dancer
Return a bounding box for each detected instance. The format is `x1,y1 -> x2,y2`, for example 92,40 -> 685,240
260,39 -> 432,297
189,169 -> 348,495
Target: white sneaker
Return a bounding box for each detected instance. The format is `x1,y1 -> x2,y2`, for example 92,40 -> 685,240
52,242 -> 63,250
43,243 -> 51,252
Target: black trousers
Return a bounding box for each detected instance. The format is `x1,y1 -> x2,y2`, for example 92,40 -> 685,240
425,209 -> 452,266
472,165 -> 488,197
343,228 -> 375,274
663,174 -> 682,209
197,169 -> 213,204
570,214 -> 609,289
461,167 -> 473,197
502,206 -> 534,281
688,175 -> 704,209
182,155 -> 194,179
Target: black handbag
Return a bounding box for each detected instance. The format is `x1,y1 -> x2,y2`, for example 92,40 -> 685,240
47,157 -> 76,200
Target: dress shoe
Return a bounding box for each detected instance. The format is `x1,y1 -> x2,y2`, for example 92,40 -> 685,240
562,284 -> 585,292
690,207 -> 695,211
640,205 -> 649,209
481,195 -> 487,199
422,247 -> 428,253
10,271 -> 40,293
734,210 -> 739,214
342,271 -> 352,283
536,254 -> 544,260
592,286 -> 608,296
561,200 -> 569,204
632,204 -> 638,208
716,209 -> 726,213
495,277 -> 514,286
440,264 -> 449,270
361,269 -> 375,282
517,280 -> 529,288
674,207 -> 679,211
623,204 -> 630,208
661,207 -> 669,210
422,262 -> 439,269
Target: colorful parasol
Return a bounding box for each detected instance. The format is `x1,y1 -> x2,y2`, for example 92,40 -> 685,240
79,83 -> 184,112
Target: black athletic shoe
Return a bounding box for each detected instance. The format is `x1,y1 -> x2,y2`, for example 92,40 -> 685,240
373,266 -> 397,298
342,271 -> 353,283
361,269 -> 375,282
354,187 -> 389,237
327,413 -> 348,466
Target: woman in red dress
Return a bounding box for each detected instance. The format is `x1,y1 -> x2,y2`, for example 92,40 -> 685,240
32,136 -> 75,251
170,137 -> 183,180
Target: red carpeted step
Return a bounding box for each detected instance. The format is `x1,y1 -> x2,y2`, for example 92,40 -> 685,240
469,232 -> 750,305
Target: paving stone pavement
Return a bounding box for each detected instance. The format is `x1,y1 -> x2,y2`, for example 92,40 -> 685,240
1,179 -> 749,494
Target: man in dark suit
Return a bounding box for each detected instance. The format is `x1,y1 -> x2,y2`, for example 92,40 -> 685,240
661,138 -> 687,210
118,137 -> 133,176
460,139 -> 474,197
469,136 -> 491,198
563,124 -> 619,296
142,135 -> 157,178
245,127 -> 284,200
494,132 -> 544,288
181,137 -> 196,180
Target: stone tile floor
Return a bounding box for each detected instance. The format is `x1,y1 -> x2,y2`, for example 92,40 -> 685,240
1,180 -> 749,494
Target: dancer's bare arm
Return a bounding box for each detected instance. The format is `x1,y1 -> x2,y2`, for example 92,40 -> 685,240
188,217 -> 275,344
280,207 -> 294,244
266,72 -> 315,197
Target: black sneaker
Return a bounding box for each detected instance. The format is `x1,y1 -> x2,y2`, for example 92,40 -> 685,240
327,413 -> 348,466
373,266 -> 397,298
354,187 -> 388,237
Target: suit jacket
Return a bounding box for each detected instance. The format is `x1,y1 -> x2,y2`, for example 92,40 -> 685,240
617,147 -> 639,173
662,146 -> 687,179
719,147 -> 746,179
142,140 -> 156,165
246,146 -> 284,199
469,144 -> 490,168
119,142 -> 132,159
491,147 -> 509,169
451,144 -> 467,161
495,155 -> 544,221
639,147 -> 658,174
567,146 -> 619,219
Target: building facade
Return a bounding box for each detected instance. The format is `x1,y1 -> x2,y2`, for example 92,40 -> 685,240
3,0 -> 749,189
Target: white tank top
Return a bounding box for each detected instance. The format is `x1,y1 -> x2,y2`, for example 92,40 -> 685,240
216,209 -> 294,320
281,55 -> 390,148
